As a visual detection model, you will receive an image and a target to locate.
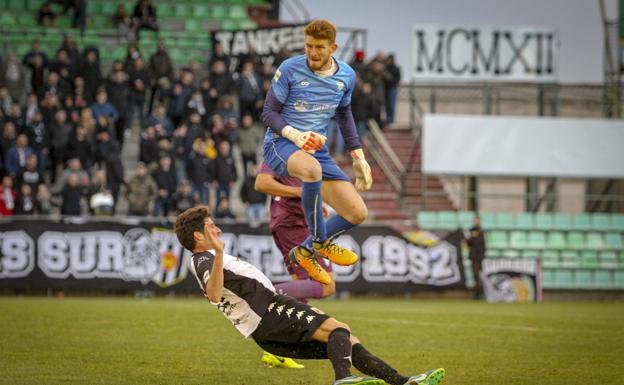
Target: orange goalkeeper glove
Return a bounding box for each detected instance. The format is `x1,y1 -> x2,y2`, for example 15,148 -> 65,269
282,126 -> 326,154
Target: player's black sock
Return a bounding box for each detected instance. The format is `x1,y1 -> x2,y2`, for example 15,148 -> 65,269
352,343 -> 409,385
327,327 -> 352,380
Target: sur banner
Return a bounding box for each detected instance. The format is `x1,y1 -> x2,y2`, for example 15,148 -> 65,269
412,25 -> 559,82
480,258 -> 543,302
0,220 -> 465,294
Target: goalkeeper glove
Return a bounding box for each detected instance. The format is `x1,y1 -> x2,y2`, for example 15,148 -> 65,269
350,148 -> 373,191
282,125 -> 326,154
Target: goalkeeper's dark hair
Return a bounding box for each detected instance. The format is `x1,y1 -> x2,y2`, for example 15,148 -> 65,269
174,206 -> 212,251
304,19 -> 336,43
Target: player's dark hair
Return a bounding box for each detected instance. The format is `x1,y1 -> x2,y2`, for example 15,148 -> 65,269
304,19 -> 336,43
174,206 -> 211,251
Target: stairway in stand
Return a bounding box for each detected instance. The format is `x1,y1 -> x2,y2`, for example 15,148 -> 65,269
340,128 -> 455,227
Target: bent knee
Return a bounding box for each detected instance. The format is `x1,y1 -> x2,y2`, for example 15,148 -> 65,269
344,204 -> 368,225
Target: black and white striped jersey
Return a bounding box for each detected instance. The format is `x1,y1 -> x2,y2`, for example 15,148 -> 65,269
189,250 -> 276,338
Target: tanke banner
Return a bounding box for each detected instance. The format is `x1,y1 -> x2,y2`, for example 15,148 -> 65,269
0,220 -> 465,293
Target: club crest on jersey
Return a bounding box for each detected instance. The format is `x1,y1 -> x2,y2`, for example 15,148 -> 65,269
336,81 -> 345,91
273,69 -> 282,82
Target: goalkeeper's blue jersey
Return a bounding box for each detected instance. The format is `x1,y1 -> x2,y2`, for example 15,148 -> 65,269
264,54 -> 356,141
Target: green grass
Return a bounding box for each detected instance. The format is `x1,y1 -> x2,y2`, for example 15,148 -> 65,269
0,297 -> 623,385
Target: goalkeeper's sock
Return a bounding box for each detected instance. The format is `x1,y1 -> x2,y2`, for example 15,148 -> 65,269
301,180 -> 326,249
327,328 -> 352,381
352,343 -> 408,385
326,215 -> 356,241
275,279 -> 324,301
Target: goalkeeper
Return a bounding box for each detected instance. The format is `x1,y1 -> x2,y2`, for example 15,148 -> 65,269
261,19 -> 373,285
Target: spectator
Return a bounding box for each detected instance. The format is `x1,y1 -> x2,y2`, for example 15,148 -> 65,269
173,180 -> 197,214
214,140 -> 236,212
88,169 -> 114,216
186,139 -> 215,205
22,40 -> 48,97
361,54 -> 390,125
44,71 -> 71,105
123,44 -> 142,73
187,90 -> 206,118
146,103 -> 173,137
214,197 -> 235,219
8,102 -> 26,131
0,89 -> 12,119
49,109 -> 73,181
148,39 -> 174,113
139,125 -> 159,167
0,53 -> 28,102
15,154 -> 44,192
24,93 -> 41,126
36,184 -> 52,214
72,76 -> 91,107
0,175 -> 16,216
58,35 -> 81,71
199,77 -> 218,117
80,49 -> 102,102
0,121 -> 17,167
65,125 -> 93,168
5,134 -> 34,178
236,61 -> 263,120
125,162 -> 157,216
384,54 -> 401,124
151,155 -> 176,216
210,113 -> 233,147
132,0 -> 159,40
105,142 -> 124,211
351,82 -> 376,139
37,2 -> 57,27
127,57 -> 151,126
91,89 -> 119,126
60,173 -> 83,216
51,157 -> 90,195
56,0 -> 87,34
14,184 -> 39,215
23,111 -> 50,171
106,66 -> 131,144
236,44 -> 260,74
49,50 -> 73,85
209,60 -> 233,97
350,49 -> 366,74
166,70 -> 194,128
273,47 -> 290,68
113,4 -> 132,42
41,92 -> 63,125
240,164 -> 266,227
171,124 -> 194,182
467,214 -> 486,300
93,117 -> 117,166
209,41 -> 231,74
236,114 -> 264,175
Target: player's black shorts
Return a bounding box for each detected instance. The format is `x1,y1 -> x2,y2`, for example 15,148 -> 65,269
251,294 -> 330,357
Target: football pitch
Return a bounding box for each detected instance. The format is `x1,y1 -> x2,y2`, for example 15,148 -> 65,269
0,297 -> 622,385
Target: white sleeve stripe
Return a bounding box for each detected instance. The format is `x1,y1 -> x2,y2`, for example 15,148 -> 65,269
188,256 -> 205,290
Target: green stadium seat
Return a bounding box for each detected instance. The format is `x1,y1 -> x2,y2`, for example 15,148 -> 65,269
515,213 -> 534,229
457,211 -> 474,229
594,270 -> 612,288
600,251 -> 618,268
573,214 -> 592,230
17,13 -> 38,26
614,270 -> 624,288
480,212 -> 495,228
485,249 -> 501,258
528,231 -> 546,249
174,4 -> 191,18
521,250 -> 539,259
620,251 -> 624,265
27,0 -> 45,11
574,269 -> 593,288
554,269 -> 574,288
417,212 -> 437,229
193,4 -> 210,18
238,19 -> 257,30
605,233 -> 623,249
100,2 -> 118,15
542,269 -> 555,287
509,231 -> 528,248
185,19 -> 204,32
487,231 -> 508,249
212,5 -> 228,18
229,5 -> 248,19
547,232 -> 566,249
0,13 -> 17,26
552,213 -> 573,230
592,214 -> 611,230
438,211 -> 458,229
221,19 -> 239,30
502,249 -> 520,259
535,213 -> 553,230
585,232 -> 605,249
611,214 -> 624,230
495,213 -> 514,229
7,0 -> 25,11
541,250 -> 559,268
560,250 -> 580,268
158,3 -> 174,18
567,232 -> 585,249
580,251 -> 599,268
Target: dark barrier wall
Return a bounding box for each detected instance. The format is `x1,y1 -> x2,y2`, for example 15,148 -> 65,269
0,219 -> 465,294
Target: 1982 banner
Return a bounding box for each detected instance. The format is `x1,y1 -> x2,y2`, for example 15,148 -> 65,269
0,220 -> 465,293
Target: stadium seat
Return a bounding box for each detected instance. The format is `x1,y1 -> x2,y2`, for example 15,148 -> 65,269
212,5 -> 228,18
542,269 -> 556,287
417,212 -> 437,229
17,12 -> 37,26
567,232 -> 585,249
229,5 -> 248,19
552,213 -> 573,230
495,213 -> 514,229
502,249 -> 520,258
7,0 -> 25,11
560,250 -> 580,268
437,211 -> 458,229
573,214 -> 592,230
487,231 -> 508,249
605,233 -> 623,249
515,213 -> 534,229
238,19 -> 257,30
580,251 -> 599,268
27,0 -> 45,11
547,232 -> 566,249
158,3 -> 174,18
457,211 -> 474,229
594,270 -> 612,288
614,270 -> 624,288
585,232 -> 605,249
522,250 -> 540,259
174,4 -> 192,18
592,214 -> 611,230
100,2 -> 118,15
599,251 -> 618,268
485,249 -> 501,258
0,13 -> 17,26
185,19 -> 203,32
554,269 -> 574,288
509,231 -> 528,248
479,212 -> 496,228
574,269 -> 593,288
535,213 -> 554,230
528,231 -> 546,249
541,250 -> 559,268
611,214 -> 624,230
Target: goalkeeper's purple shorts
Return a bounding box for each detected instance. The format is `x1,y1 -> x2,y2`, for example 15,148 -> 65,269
263,136 -> 350,181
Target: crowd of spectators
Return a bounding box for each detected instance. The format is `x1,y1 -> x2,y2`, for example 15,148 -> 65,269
0,22 -> 400,222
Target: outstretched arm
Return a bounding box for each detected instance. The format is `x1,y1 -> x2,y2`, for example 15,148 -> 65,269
255,173 -> 302,198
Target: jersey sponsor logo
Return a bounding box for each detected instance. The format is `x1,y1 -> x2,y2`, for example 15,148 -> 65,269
293,100 -> 339,113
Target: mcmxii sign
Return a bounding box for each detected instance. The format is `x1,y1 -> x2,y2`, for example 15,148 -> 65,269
412,25 -> 559,82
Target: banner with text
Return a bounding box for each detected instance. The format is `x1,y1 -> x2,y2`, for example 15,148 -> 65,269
481,258 -> 543,302
412,25 -> 559,82
0,220 -> 465,293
